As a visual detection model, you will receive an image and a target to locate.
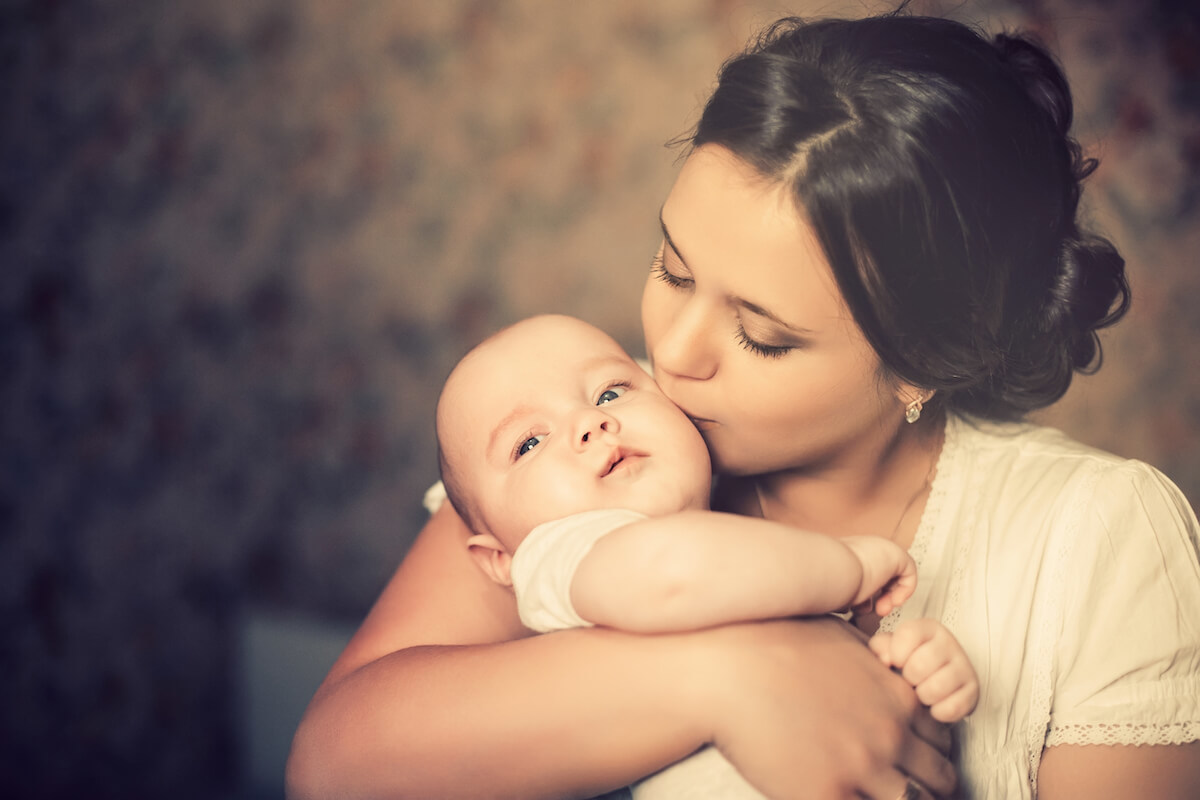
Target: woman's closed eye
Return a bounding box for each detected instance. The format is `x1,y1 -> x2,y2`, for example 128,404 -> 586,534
650,249 -> 693,289
736,323 -> 793,359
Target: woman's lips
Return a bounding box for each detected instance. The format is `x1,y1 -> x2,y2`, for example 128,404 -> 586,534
671,401 -> 717,430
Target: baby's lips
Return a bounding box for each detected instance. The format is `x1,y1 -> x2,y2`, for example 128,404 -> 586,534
599,446 -> 625,477
599,445 -> 648,477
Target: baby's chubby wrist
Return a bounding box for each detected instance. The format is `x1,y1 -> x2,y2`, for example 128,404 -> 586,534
840,535 -> 917,614
835,535 -> 877,605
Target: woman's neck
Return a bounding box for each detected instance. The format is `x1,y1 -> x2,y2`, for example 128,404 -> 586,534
750,412 -> 946,549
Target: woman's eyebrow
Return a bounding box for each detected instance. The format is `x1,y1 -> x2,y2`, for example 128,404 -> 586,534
659,209 -> 688,267
736,297 -> 815,335
659,208 -> 815,336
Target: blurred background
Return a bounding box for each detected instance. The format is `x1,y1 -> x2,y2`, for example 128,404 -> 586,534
1,0 -> 1197,797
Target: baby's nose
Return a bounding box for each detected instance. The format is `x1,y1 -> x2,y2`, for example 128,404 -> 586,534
580,418 -> 613,443
575,411 -> 619,449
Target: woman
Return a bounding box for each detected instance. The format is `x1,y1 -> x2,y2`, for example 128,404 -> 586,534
287,12 -> 1200,800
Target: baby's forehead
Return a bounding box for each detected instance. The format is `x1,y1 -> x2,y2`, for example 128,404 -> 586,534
484,319 -> 630,371
443,315 -> 633,409
454,342 -> 633,430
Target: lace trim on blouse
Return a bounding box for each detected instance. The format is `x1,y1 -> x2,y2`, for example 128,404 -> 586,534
1046,720 -> 1200,747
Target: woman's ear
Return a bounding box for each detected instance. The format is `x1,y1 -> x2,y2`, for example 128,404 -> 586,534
895,384 -> 935,424
466,533 -> 514,587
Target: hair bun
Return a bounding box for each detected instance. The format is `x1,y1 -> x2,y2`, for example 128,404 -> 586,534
1047,233 -> 1130,371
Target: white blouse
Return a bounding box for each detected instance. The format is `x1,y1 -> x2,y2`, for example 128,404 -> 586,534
884,415 -> 1200,798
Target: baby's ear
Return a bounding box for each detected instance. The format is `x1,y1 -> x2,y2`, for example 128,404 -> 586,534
466,533 -> 514,587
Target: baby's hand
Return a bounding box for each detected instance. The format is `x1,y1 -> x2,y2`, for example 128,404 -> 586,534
841,536 -> 917,618
869,618 -> 979,723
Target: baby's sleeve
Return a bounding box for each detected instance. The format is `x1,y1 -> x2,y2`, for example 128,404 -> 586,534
1047,461 -> 1200,747
423,480 -> 447,515
510,509 -> 648,633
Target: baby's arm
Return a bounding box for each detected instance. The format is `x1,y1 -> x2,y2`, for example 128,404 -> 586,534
569,510 -> 915,633
868,618 -> 979,723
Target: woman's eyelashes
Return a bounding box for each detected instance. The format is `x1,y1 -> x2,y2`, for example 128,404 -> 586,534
736,323 -> 793,359
650,250 -> 692,289
651,247 -> 793,360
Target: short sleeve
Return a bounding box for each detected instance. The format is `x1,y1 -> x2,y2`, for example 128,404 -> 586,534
1048,461 -> 1200,746
510,509 -> 648,633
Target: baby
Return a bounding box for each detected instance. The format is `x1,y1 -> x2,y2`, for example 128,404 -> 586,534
435,314 -> 977,798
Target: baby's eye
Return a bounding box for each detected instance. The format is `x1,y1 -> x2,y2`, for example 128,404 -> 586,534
516,434 -> 544,458
597,385 -> 629,405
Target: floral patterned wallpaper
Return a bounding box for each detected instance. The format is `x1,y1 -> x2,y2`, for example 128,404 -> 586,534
1,0 -> 1196,796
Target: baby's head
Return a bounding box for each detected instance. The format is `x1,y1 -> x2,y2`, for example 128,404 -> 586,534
436,315 -> 712,579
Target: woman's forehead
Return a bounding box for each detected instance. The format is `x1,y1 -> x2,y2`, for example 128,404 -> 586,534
662,147 -> 848,329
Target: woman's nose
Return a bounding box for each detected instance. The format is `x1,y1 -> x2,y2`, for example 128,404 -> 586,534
573,408 -> 619,450
652,299 -> 718,381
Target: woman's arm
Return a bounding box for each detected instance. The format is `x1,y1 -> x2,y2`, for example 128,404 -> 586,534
571,511 -> 915,632
1038,742 -> 1200,799
287,502 -> 955,800
1031,464 -> 1200,799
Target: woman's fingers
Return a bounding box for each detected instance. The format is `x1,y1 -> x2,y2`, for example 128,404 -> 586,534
703,617 -> 960,800
910,703 -> 953,754
872,776 -> 935,800
860,768 -> 946,800
896,718 -> 957,798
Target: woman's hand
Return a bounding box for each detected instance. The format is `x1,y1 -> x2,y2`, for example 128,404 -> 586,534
704,617 -> 956,800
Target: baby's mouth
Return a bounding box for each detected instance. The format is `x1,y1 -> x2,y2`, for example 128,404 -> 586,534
602,447 -> 644,477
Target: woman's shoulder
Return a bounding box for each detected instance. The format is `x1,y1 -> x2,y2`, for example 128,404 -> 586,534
948,414 -> 1198,536
950,414 -> 1139,482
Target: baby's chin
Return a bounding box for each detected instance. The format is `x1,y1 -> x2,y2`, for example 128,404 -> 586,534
622,483 -> 712,517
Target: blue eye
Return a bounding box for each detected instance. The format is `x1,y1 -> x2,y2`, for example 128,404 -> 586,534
516,435 -> 543,458
597,385 -> 628,405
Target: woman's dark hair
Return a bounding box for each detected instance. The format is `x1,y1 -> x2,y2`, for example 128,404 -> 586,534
687,13 -> 1130,420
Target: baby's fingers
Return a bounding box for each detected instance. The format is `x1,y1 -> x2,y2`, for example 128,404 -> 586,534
868,631 -> 894,666
874,577 -> 915,617
916,662 -> 980,723
888,618 -> 942,668
929,681 -> 980,723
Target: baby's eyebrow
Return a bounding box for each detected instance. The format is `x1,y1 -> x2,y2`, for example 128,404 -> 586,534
578,353 -> 638,374
487,404 -> 535,458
